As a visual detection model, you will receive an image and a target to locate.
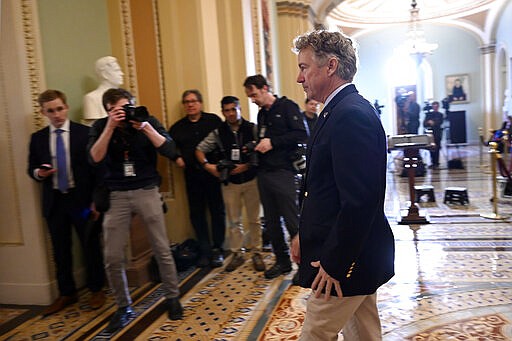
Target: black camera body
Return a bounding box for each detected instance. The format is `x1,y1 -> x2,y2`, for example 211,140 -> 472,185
243,141 -> 257,153
216,159 -> 236,184
243,141 -> 259,167
122,104 -> 149,122
441,97 -> 451,111
373,100 -> 384,116
291,143 -> 307,174
422,101 -> 433,113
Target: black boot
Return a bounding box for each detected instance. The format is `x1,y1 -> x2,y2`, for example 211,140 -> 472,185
105,306 -> 135,333
264,261 -> 292,279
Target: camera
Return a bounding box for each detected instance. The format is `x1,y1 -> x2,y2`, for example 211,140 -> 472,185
243,141 -> 257,153
374,100 -> 384,116
441,97 -> 451,111
291,143 -> 307,174
122,104 -> 149,122
422,101 -> 433,113
216,159 -> 236,184
242,141 -> 259,167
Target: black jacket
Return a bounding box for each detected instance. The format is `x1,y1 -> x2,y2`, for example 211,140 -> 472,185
257,96 -> 307,171
169,112 -> 222,171
87,116 -> 177,191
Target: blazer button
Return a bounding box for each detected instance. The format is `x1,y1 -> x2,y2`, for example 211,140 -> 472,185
304,192 -> 308,197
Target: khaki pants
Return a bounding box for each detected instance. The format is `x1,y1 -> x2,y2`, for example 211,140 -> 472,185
300,293 -> 382,341
222,178 -> 261,251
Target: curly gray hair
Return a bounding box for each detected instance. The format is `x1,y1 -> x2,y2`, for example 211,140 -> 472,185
293,30 -> 358,82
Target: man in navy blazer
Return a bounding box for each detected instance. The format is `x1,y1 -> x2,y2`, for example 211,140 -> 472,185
28,90 -> 105,316
291,31 -> 395,340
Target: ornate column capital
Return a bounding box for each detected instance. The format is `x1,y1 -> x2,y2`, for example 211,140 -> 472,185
276,1 -> 310,18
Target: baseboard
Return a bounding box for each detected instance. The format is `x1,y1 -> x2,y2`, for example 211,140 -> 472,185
0,282 -> 55,305
0,268 -> 86,305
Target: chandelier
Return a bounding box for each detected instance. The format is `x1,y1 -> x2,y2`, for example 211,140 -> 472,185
406,0 -> 438,56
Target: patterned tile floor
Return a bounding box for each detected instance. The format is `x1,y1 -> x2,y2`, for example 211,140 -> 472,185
1,146 -> 512,340
259,147 -> 512,340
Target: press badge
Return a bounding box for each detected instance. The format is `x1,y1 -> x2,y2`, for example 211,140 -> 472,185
231,148 -> 240,161
123,161 -> 136,177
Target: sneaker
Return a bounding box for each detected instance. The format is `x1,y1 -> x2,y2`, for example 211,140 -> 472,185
211,249 -> 224,268
105,306 -> 134,333
264,261 -> 292,279
225,253 -> 245,272
166,297 -> 183,320
251,252 -> 265,272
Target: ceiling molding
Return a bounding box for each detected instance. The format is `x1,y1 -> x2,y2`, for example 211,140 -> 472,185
310,0 -> 506,44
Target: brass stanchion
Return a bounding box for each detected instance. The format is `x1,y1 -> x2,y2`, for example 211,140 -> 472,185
481,142 -> 507,220
398,149 -> 429,225
502,130 -> 508,166
478,127 -> 485,168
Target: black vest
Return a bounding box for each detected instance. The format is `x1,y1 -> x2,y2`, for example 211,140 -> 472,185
217,119 -> 258,184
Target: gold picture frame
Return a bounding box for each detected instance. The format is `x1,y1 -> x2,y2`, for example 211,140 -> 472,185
446,74 -> 470,103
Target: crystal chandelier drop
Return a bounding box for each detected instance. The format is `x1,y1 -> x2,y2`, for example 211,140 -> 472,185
406,0 -> 438,56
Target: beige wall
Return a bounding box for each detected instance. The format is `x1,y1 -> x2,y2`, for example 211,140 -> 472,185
1,0 -> 59,305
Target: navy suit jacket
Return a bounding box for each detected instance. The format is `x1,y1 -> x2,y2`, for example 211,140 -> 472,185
298,84 -> 395,296
28,121 -> 94,218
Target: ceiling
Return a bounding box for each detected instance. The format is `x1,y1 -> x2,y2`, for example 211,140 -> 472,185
311,0 -> 505,40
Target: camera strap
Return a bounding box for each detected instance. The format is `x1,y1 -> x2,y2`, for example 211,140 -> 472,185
212,129 -> 228,160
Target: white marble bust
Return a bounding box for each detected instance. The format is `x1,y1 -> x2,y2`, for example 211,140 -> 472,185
83,56 -> 124,123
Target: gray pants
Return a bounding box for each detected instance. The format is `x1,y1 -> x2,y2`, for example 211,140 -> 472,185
257,169 -> 299,262
103,187 -> 179,308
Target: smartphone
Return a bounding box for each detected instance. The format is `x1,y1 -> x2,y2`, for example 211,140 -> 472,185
40,164 -> 53,170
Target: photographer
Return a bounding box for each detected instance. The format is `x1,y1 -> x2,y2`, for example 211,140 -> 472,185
168,89 -> 225,269
195,96 -> 264,273
243,75 -> 307,281
423,101 -> 444,169
88,88 -> 183,333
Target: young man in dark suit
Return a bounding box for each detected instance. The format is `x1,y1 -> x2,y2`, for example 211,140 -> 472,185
27,90 -> 105,316
292,30 -> 395,340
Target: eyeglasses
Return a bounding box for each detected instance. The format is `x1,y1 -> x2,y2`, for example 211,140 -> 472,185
183,99 -> 200,104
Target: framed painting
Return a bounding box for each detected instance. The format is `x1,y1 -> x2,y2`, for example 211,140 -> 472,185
446,74 -> 469,103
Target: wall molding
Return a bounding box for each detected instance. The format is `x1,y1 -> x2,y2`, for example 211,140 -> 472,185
120,0 -> 139,98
